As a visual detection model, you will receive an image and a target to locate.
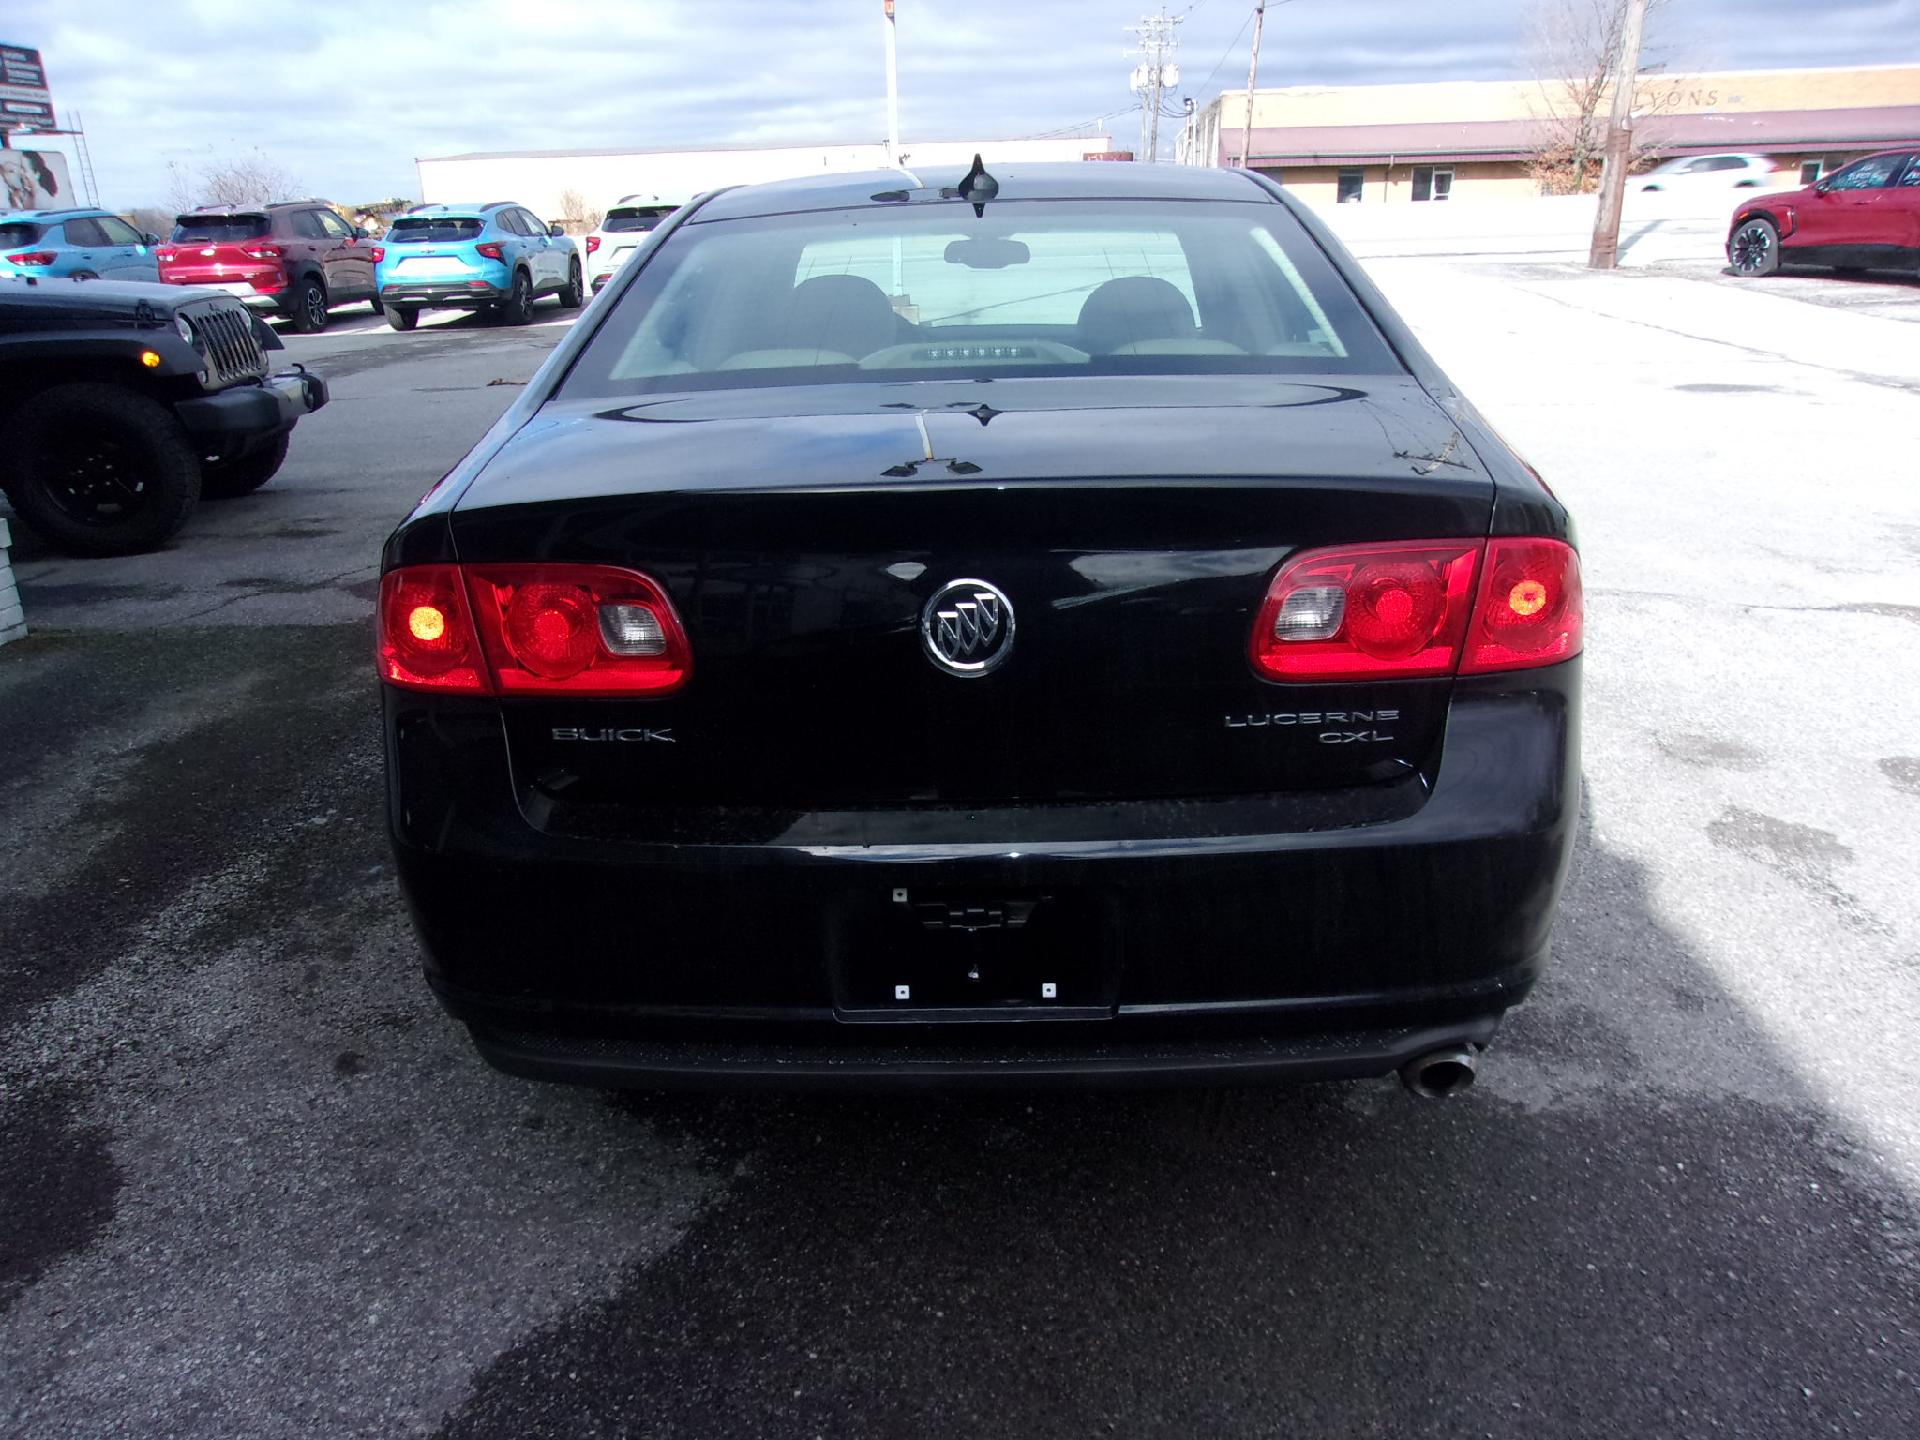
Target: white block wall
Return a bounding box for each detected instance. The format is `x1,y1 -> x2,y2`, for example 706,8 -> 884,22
0,519 -> 26,646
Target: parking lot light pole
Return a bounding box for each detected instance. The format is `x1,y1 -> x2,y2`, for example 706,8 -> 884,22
883,0 -> 900,165
1589,0 -> 1650,269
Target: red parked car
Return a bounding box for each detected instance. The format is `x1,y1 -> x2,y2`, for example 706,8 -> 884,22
1728,149 -> 1920,277
156,200 -> 379,332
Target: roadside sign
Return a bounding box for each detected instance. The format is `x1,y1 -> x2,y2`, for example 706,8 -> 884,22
0,44 -> 54,132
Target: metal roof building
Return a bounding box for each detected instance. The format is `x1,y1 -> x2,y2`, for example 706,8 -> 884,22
1181,64 -> 1920,205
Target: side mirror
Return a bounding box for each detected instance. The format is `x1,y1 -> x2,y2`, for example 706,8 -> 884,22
356,225 -> 374,240
548,222 -> 567,237
143,232 -> 161,246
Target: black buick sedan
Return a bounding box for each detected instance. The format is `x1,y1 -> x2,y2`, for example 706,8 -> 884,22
378,162 -> 1581,1096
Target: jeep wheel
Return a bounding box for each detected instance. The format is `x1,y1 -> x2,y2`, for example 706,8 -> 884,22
385,303 -> 420,331
2,382 -> 202,555
499,270 -> 535,325
559,259 -> 584,309
201,431 -> 291,499
288,276 -> 329,333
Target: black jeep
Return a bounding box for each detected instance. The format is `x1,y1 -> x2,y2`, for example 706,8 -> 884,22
0,275 -> 328,555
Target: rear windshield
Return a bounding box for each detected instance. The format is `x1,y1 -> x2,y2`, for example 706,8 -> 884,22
603,207 -> 674,233
386,217 -> 485,244
560,198 -> 1401,398
172,214 -> 269,243
0,222 -> 42,248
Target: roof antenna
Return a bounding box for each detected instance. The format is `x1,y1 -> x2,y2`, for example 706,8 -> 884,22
955,154 -> 997,218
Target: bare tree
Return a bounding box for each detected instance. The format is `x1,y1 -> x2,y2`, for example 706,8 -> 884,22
556,188 -> 599,234
163,150 -> 300,211
1525,0 -> 1669,195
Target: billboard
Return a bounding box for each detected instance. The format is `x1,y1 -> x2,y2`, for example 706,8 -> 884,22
0,44 -> 54,132
0,149 -> 73,208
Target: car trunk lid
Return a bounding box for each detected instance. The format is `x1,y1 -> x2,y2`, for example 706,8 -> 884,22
449,375 -> 1494,808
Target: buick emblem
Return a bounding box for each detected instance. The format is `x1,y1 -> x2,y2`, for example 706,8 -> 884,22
921,578 -> 1015,677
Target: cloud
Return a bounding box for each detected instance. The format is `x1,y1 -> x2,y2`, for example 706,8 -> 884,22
21,0 -> 1917,208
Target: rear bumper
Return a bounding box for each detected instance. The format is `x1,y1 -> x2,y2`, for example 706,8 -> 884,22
469,1011 -> 1509,1091
378,280 -> 505,309
387,664 -> 1580,1088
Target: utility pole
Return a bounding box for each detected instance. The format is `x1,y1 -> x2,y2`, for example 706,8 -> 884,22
882,0 -> 900,165
1239,0 -> 1267,168
1127,10 -> 1182,163
1588,0 -> 1650,269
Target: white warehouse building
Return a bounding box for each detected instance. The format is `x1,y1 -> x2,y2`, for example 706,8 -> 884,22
415,135 -> 1120,224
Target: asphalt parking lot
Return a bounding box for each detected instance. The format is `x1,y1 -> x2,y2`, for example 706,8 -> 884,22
4,253 -> 1919,1437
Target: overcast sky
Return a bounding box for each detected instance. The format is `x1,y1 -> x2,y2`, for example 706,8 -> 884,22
17,0 -> 1920,210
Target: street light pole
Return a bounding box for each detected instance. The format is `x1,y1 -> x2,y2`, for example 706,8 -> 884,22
1240,0 -> 1266,168
1588,0 -> 1650,269
883,0 -> 900,166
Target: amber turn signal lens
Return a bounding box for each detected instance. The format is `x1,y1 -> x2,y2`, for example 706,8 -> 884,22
407,605 -> 447,642
1507,579 -> 1549,617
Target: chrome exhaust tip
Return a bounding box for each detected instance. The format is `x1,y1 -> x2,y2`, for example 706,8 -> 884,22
1400,1046 -> 1478,1100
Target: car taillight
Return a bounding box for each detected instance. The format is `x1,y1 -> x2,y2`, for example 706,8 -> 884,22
379,566 -> 489,694
240,244 -> 282,260
1252,541 -> 1482,681
155,247 -> 177,262
1459,537 -> 1583,674
1251,537 -> 1582,682
5,251 -> 57,266
585,235 -> 601,254
474,242 -> 505,261
379,563 -> 692,697
370,245 -> 385,263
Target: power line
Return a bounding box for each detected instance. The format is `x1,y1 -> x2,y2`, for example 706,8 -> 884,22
1194,4 -> 1257,96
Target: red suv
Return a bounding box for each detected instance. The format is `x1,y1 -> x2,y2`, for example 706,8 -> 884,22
1728,149 -> 1920,277
156,200 -> 379,332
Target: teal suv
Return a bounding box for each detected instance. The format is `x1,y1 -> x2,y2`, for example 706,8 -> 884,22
373,202 -> 583,330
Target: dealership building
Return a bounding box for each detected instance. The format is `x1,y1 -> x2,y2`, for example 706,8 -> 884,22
415,135 -> 1117,225
1181,64 -> 1920,205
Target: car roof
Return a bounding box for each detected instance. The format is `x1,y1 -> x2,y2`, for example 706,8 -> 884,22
406,202 -> 514,216
0,207 -> 111,222
691,161 -> 1273,222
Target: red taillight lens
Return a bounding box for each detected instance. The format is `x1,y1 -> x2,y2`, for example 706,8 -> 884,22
474,242 -> 505,261
585,235 -> 601,254
370,245 -> 385,263
155,247 -> 177,262
1252,541 -> 1482,681
464,564 -> 692,696
1251,537 -> 1582,682
379,566 -> 489,693
5,251 -> 57,266
1460,538 -> 1583,674
240,244 -> 282,260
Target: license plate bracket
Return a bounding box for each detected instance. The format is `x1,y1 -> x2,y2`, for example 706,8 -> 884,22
832,886 -> 1114,1016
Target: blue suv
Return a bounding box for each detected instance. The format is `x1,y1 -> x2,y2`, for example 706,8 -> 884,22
0,208 -> 162,282
373,201 -> 582,330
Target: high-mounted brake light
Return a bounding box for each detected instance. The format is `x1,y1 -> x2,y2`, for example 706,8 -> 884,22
1251,537 -> 1582,682
379,564 -> 692,697
474,241 -> 505,261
